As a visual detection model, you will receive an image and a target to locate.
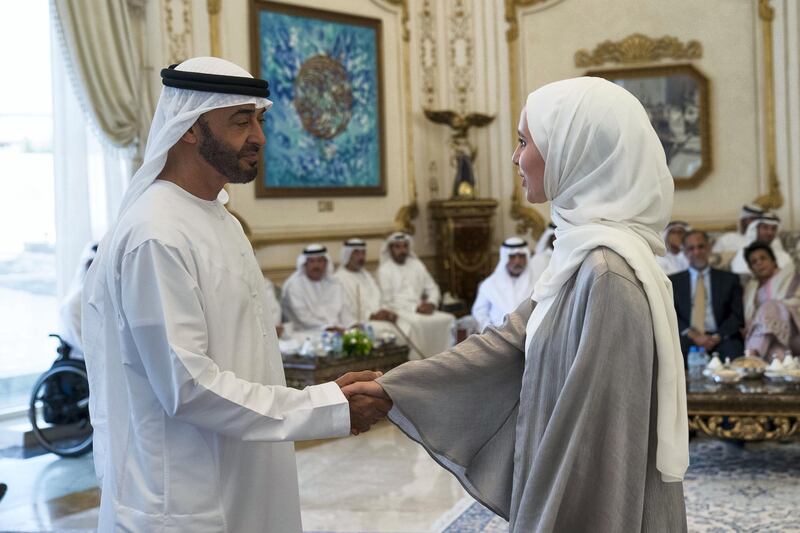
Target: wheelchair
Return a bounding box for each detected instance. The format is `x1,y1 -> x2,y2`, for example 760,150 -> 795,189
28,334 -> 93,457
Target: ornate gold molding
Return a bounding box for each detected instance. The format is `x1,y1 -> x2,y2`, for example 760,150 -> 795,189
505,0 -> 547,238
448,0 -> 474,115
754,0 -> 783,209
504,0 -> 549,42
164,0 -> 193,64
689,415 -> 800,441
574,33 -> 702,68
419,0 -> 437,107
250,225 -> 396,248
207,0 -> 221,57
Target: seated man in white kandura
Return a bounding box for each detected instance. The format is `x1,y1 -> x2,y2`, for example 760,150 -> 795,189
472,236 -> 535,331
334,238 -> 397,324
282,244 -> 355,338
730,213 -> 792,275
377,232 -> 455,359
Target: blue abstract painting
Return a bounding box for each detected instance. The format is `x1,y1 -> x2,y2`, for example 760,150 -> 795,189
254,3 -> 385,197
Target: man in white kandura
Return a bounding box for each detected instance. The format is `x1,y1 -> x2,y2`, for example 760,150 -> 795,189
81,57 -> 390,532
655,220 -> 691,275
472,237 -> 534,331
730,213 -> 792,275
333,238 -> 397,324
528,222 -> 555,285
712,203 -> 764,256
377,232 -> 455,359
282,244 -> 354,335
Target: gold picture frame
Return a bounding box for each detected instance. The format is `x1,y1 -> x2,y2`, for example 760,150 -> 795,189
250,0 -> 387,198
587,64 -> 711,189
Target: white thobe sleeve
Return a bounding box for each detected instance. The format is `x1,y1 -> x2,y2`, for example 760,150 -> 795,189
121,241 -> 350,442
471,283 -> 491,332
420,264 -> 441,306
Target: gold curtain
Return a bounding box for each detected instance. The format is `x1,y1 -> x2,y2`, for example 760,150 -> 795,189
52,0 -> 153,156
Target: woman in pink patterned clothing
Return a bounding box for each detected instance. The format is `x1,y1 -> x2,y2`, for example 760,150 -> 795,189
743,241 -> 800,358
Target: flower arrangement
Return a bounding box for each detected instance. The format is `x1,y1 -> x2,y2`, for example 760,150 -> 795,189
342,328 -> 373,358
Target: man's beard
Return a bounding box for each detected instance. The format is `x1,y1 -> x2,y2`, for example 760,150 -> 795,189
196,119 -> 260,184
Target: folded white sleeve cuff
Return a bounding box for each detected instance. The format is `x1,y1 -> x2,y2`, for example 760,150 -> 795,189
307,381 -> 350,437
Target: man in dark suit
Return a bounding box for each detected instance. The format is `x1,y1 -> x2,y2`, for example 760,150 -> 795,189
669,230 -> 744,365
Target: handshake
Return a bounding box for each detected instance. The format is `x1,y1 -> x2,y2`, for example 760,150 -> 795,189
334,371 -> 393,435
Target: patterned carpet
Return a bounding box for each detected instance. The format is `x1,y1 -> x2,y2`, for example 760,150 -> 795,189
440,439 -> 800,533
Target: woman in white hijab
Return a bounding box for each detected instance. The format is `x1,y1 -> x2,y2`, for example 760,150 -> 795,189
345,77 -> 688,532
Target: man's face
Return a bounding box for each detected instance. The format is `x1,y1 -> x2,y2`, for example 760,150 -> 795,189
389,241 -> 409,264
747,249 -> 777,281
666,227 -> 686,252
756,223 -> 778,244
506,254 -> 528,277
194,104 -> 266,184
683,233 -> 710,270
304,256 -> 328,281
346,249 -> 366,271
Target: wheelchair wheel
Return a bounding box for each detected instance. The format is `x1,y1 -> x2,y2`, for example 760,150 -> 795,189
28,364 -> 93,457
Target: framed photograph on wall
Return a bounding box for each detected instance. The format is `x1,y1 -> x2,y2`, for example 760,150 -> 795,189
250,0 -> 386,197
587,64 -> 711,189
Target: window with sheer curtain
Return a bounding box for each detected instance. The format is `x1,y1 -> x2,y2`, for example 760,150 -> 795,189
0,0 -> 131,412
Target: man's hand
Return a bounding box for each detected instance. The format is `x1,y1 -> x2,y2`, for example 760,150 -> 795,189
342,381 -> 392,433
701,334 -> 720,352
335,370 -> 382,389
346,394 -> 392,435
370,309 -> 397,322
416,302 -> 435,315
335,371 -> 392,435
687,328 -> 720,353
341,380 -> 390,401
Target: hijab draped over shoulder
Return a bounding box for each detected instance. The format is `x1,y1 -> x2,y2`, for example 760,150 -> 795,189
524,77 -> 688,482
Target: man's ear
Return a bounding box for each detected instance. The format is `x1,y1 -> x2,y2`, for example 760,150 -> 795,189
180,124 -> 199,145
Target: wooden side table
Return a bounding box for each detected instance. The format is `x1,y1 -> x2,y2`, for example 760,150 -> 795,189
428,198 -> 498,306
282,344 -> 409,389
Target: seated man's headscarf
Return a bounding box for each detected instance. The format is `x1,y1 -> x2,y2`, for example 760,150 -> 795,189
523,77 -> 688,482
731,212 -> 790,273
380,232 -> 417,264
480,237 -> 533,314
500,236 -> 530,259
739,203 -> 765,233
340,238 -> 367,268
661,221 -> 692,250
745,213 -> 781,244
291,244 -> 333,279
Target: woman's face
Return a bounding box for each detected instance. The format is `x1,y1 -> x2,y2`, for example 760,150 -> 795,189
512,109 -> 546,203
747,249 -> 777,282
